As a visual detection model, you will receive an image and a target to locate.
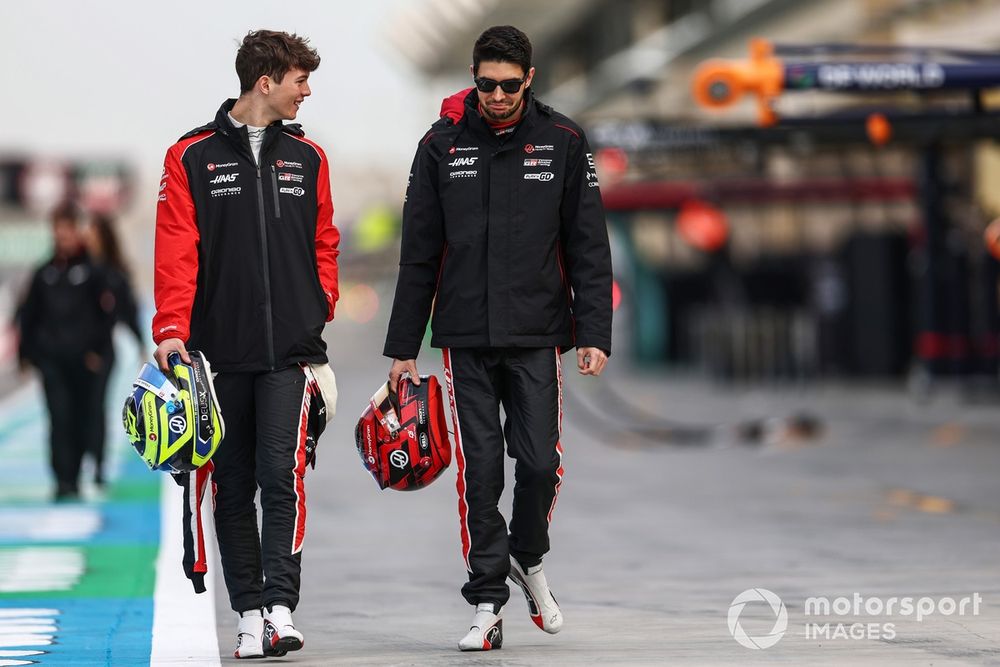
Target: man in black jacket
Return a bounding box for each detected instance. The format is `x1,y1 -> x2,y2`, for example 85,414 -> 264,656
17,202 -> 114,501
384,25 -> 612,651
153,29 -> 339,659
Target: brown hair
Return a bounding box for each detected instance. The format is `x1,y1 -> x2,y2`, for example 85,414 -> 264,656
90,214 -> 130,278
50,200 -> 80,226
236,30 -> 320,94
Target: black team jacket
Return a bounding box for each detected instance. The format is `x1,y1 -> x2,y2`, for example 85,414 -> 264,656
384,88 -> 612,360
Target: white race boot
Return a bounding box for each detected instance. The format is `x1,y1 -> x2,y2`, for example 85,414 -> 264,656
234,609 -> 264,659
263,604 -> 304,656
458,602 -> 503,651
509,558 -> 563,633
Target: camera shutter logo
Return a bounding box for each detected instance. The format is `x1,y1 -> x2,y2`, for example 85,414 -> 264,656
728,588 -> 788,649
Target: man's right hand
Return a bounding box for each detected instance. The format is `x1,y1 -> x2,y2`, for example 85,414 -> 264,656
154,338 -> 190,372
388,358 -> 420,394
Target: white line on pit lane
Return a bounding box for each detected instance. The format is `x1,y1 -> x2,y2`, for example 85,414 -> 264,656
0,548 -> 84,592
0,507 -> 101,541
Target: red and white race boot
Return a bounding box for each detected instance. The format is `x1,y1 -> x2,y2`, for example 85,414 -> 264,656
509,558 -> 563,633
233,609 -> 264,659
262,604 -> 304,657
458,602 -> 503,651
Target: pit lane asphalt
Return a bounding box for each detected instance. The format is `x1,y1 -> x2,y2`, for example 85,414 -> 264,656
205,306 -> 1000,666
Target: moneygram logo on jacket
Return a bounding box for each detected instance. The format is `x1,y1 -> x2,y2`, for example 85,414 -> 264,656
384,88 -> 611,360
154,99 -> 340,372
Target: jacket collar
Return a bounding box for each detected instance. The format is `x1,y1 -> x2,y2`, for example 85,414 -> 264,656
211,99 -> 304,162
458,87 -> 545,145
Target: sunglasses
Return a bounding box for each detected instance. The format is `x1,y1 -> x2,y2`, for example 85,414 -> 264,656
474,76 -> 526,94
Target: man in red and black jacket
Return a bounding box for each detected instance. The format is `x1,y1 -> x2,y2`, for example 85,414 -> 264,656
153,29 -> 339,659
384,26 -> 612,651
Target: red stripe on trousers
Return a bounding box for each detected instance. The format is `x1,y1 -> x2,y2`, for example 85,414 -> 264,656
291,373 -> 310,555
547,348 -> 564,524
443,349 -> 472,571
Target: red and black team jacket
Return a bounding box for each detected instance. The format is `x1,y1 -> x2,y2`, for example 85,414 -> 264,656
154,99 -> 339,372
383,88 -> 612,361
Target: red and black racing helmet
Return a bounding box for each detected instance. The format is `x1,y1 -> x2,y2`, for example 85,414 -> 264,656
355,375 -> 451,491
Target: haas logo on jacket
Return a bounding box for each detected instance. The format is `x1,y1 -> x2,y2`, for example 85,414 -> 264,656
209,173 -> 239,184
448,157 -> 478,167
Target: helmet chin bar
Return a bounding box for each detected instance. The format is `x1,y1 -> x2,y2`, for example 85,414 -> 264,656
369,381 -> 402,439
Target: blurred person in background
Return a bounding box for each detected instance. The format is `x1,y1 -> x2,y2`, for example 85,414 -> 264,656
152,29 -> 339,659
16,201 -> 115,501
82,213 -> 145,488
384,25 -> 612,651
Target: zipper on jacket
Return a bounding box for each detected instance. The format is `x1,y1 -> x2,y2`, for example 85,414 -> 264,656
483,152 -> 494,212
255,166 -> 276,369
483,151 -> 496,345
270,165 -> 282,219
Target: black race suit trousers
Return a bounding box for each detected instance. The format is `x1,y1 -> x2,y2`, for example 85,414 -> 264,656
210,366 -> 312,613
38,358 -> 103,495
442,347 -> 564,607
